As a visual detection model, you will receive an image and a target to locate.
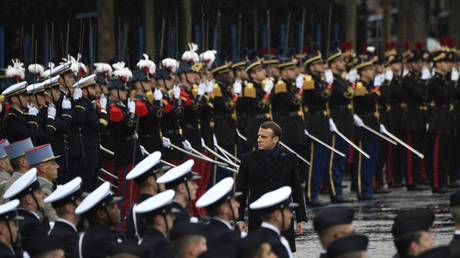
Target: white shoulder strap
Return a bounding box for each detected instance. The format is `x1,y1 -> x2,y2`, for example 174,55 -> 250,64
78,232 -> 85,258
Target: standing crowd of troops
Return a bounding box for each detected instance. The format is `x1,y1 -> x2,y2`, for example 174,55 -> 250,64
0,35 -> 458,258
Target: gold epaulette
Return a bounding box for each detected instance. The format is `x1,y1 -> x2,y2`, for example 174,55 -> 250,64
244,83 -> 256,98
192,84 -> 198,99
303,75 -> 315,90
354,82 -> 368,96
213,83 -> 222,97
146,91 -> 154,103
274,81 -> 287,94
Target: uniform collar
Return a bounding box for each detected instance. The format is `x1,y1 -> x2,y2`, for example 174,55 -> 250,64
57,218 -> 78,232
212,217 -> 232,230
261,221 -> 280,236
38,177 -> 53,188
0,171 -> 10,179
455,229 -> 460,235
18,208 -> 40,220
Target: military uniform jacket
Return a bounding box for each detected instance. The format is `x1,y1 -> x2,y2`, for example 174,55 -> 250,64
161,89 -> 185,161
48,101 -> 74,164
402,70 -> 428,134
353,80 -> 380,141
236,145 -> 307,223
140,228 -> 176,258
17,209 -> 49,253
204,218 -> 239,249
49,219 -> 78,258
213,81 -> 236,146
238,80 -> 272,147
126,193 -> 151,241
428,71 -> 457,135
3,107 -> 40,143
302,73 -> 331,143
329,73 -> 354,138
0,172 -> 22,204
200,92 -> 215,148
272,79 -> 305,145
106,99 -> 142,167
38,177 -> 58,222
253,224 -> 290,258
67,95 -> 87,159
172,201 -> 190,223
0,171 -> 10,184
0,242 -> 15,258
180,85 -> 205,150
449,233 -> 460,257
135,94 -> 163,153
382,75 -> 405,132
79,223 -> 119,258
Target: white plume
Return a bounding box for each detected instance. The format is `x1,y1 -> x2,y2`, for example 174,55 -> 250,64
200,50 -> 217,68
161,58 -> 179,73
136,54 -> 156,75
182,42 -> 200,64
94,63 -> 113,77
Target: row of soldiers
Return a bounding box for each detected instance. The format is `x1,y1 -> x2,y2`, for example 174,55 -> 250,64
0,145 -> 459,258
0,39 -> 459,214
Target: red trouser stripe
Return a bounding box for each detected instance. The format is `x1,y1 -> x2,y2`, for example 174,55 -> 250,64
433,135 -> 440,188
406,133 -> 413,186
386,142 -> 392,184
420,154 -> 427,182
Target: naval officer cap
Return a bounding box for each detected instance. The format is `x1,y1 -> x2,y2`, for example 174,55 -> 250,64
0,199 -> 21,221
25,144 -> 60,167
134,189 -> 176,216
0,139 -> 10,158
75,181 -> 121,215
126,151 -> 162,182
73,74 -> 96,89
169,222 -> 206,241
156,159 -> 200,189
50,61 -> 72,77
327,235 -> 369,258
4,138 -> 34,160
196,177 -> 240,209
249,186 -> 298,214
1,81 -> 28,98
43,75 -> 61,89
26,80 -> 46,95
45,177 -> 82,208
450,190 -> 460,207
391,209 -> 434,238
313,207 -> 354,234
3,168 -> 39,200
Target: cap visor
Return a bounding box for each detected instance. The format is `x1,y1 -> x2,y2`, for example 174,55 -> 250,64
110,196 -> 122,204
191,172 -> 201,180
289,202 -> 299,208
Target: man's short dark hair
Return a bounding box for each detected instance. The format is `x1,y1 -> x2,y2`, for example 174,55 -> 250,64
173,235 -> 203,258
259,121 -> 282,139
394,231 -> 424,256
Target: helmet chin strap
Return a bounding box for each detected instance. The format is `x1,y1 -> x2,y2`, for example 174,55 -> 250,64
162,213 -> 170,236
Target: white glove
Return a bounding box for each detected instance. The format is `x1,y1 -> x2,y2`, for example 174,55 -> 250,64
154,88 -> 163,101
198,82 -> 207,96
28,105 -> 39,116
328,118 -> 338,133
233,80 -> 242,95
379,124 -> 387,133
421,68 -> 431,80
182,140 -> 192,151
295,75 -> 304,89
385,69 -> 393,81
162,137 -> 171,149
127,99 -> 136,114
139,145 -> 148,155
402,69 -> 409,78
353,114 -> 364,127
451,68 -> 459,82
73,87 -> 82,101
200,138 -> 206,148
100,94 -> 107,113
62,96 -> 72,110
374,74 -> 385,87
47,104 -> 56,120
347,69 -> 358,83
213,134 -> 218,147
304,129 -> 309,136
426,123 -> 430,132
0,103 -> 2,114
206,80 -> 214,93
173,85 -> 181,99
324,70 -> 333,84
264,79 -> 274,94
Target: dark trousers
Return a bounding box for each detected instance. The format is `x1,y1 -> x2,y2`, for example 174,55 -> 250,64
406,133 -> 425,187
306,141 -> 329,202
354,139 -> 379,198
327,134 -> 347,198
80,166 -> 99,192
431,134 -> 450,189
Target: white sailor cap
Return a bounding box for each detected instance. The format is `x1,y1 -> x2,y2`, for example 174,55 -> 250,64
2,81 -> 27,97
72,74 -> 96,88
26,81 -> 46,94
50,61 -> 72,77
196,177 -> 240,208
43,75 -> 60,89
0,199 -> 21,221
134,189 -> 176,215
44,177 -> 82,207
156,159 -> 200,189
249,186 -> 298,214
126,151 -> 162,181
75,182 -> 121,215
3,168 -> 39,200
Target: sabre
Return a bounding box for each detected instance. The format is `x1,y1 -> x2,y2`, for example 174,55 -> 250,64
189,145 -> 231,167
168,142 -> 231,167
100,145 -> 115,156
236,129 -> 247,141
278,141 -> 311,166
304,130 -> 346,157
100,168 -> 118,180
382,130 -> 424,159
98,177 -> 119,189
201,138 -> 239,168
333,129 -> 370,159
361,124 -> 397,145
215,144 -> 241,164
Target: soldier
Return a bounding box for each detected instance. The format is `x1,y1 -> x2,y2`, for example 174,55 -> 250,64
302,52 -> 332,206
125,151 -> 164,242
0,139 -> 12,185
170,222 -> 208,258
24,143 -> 60,222
156,159 -> 200,223
352,58 -> 380,200
248,186 -> 296,258
45,177 -> 83,258
133,189 -> 177,258
235,230 -> 277,258
326,235 -> 369,258
3,168 -> 49,253
196,177 -> 241,251
327,48 -> 355,203
0,199 -> 20,258
313,207 -> 355,258
449,191 -> 460,257
391,209 -> 434,257
75,181 -> 122,258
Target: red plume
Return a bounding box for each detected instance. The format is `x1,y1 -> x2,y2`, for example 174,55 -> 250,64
362,43 -> 368,54
404,42 -> 410,51
415,41 -> 423,51
439,37 -> 447,46
260,48 -> 268,56
270,47 -> 277,55
302,44 -> 309,54
390,41 -> 396,49
447,38 -> 455,48
385,41 -> 390,50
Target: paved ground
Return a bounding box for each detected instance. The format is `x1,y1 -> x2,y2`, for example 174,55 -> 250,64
293,184 -> 455,258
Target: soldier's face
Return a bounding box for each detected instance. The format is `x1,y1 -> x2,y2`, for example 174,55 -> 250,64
0,220 -> 18,244
63,73 -> 75,88
312,62 -> 325,74
281,68 -> 296,80
36,94 -> 47,106
107,203 -> 121,226
251,68 -> 266,82
260,243 -> 277,258
411,231 -> 433,256
435,61 -> 449,73
118,89 -> 128,101
334,58 -> 346,72
191,236 -> 207,257
40,160 -> 59,181
186,180 -> 198,201
281,207 -> 293,231
229,198 -> 240,219
390,63 -> 402,74
257,128 -> 278,150
0,158 -> 13,173
32,188 -> 45,209
49,88 -> 62,103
